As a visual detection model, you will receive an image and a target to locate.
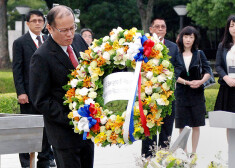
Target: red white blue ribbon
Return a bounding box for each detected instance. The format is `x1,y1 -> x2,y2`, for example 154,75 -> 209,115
123,35 -> 155,143
77,104 -> 97,140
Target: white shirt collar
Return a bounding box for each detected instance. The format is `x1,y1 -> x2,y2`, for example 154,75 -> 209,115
28,29 -> 42,41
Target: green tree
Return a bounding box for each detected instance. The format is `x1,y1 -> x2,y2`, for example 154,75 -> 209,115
187,0 -> 235,29
7,0 -> 48,30
44,0 -> 141,38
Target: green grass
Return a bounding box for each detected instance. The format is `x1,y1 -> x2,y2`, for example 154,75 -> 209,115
205,89 -> 219,117
0,71 -> 16,93
0,93 -> 20,114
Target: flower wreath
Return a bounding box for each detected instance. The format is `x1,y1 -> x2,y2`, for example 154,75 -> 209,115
63,27 -> 175,147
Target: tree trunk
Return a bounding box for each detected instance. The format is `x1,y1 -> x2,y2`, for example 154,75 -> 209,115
136,0 -> 154,33
0,0 -> 11,69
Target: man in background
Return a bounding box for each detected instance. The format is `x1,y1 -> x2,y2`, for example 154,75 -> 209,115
80,28 -> 93,46
12,10 -> 55,168
142,17 -> 179,158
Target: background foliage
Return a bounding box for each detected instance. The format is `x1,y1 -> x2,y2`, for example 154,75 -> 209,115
187,0 -> 235,30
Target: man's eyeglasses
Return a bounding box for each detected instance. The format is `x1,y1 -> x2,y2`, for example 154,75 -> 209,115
29,19 -> 44,24
53,24 -> 77,34
152,25 -> 166,29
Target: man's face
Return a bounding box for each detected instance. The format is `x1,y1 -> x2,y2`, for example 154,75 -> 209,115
149,19 -> 167,40
82,31 -> 93,46
47,14 -> 75,46
26,14 -> 45,35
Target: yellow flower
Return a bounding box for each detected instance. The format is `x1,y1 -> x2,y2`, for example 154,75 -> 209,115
112,40 -> 120,50
93,67 -> 104,76
94,132 -> 107,144
161,94 -> 169,105
144,96 -> 152,105
68,112 -> 73,119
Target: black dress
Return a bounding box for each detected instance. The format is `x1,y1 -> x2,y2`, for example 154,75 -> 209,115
214,43 -> 235,113
174,50 -> 211,128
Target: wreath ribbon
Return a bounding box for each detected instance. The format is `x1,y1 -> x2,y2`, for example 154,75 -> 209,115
77,104 -> 97,140
123,35 -> 153,143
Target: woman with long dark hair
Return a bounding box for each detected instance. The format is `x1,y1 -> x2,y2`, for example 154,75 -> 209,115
175,26 -> 211,155
215,15 -> 235,124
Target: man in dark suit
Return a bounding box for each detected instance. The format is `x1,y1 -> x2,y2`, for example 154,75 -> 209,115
142,17 -> 179,157
12,10 -> 55,168
29,5 -> 94,168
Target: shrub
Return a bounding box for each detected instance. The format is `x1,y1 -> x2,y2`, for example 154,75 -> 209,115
0,93 -> 20,114
205,89 -> 219,117
0,71 -> 16,93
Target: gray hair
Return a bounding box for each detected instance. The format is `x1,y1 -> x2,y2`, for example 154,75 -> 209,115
47,5 -> 74,26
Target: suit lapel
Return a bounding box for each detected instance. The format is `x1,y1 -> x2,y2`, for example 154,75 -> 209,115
223,48 -> 228,69
47,36 -> 74,70
25,32 -> 37,52
71,42 -> 81,60
189,51 -> 199,70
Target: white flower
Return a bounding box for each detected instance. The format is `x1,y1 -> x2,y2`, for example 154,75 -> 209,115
152,58 -> 160,66
162,82 -> 170,91
100,126 -> 106,132
162,60 -> 170,68
110,34 -> 118,42
115,128 -> 121,134
156,98 -> 166,105
146,71 -> 153,80
155,43 -> 164,51
157,74 -> 167,83
152,33 -> 160,43
103,52 -> 110,60
85,98 -> 95,105
88,91 -> 97,99
100,116 -> 108,125
93,46 -> 102,53
103,36 -> 109,42
145,86 -> 153,95
90,60 -> 97,68
78,117 -> 90,132
79,87 -> 89,96
140,92 -> 146,100
73,110 -> 81,118
70,79 -> 79,88
110,115 -> 117,121
113,48 -> 127,65
121,111 -> 126,118
69,103 -> 73,110
72,102 -> 77,109
147,122 -> 155,128
119,38 -> 126,45
151,93 -> 160,100
126,38 -> 142,61
151,77 -> 158,84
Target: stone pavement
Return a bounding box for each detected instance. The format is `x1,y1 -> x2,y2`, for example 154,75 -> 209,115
0,119 -> 228,168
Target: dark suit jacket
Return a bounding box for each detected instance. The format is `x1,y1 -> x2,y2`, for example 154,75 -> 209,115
29,34 -> 90,149
215,43 -> 229,85
165,39 -> 179,67
13,32 -> 47,98
175,50 -> 210,106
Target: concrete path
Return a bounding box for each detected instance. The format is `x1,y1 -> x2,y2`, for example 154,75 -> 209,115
0,119 -> 228,168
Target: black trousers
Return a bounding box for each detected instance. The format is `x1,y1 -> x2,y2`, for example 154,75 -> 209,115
142,101 -> 175,158
19,103 -> 53,168
52,140 -> 94,168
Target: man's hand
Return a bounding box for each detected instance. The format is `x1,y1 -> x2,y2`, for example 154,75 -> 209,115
18,94 -> 29,104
